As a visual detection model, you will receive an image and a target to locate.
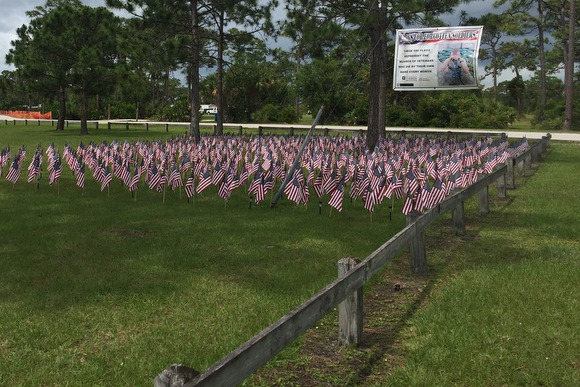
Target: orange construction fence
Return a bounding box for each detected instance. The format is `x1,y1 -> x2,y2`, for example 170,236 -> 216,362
0,110 -> 52,120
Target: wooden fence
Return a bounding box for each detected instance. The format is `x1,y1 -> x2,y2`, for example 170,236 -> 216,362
1,118 -> 513,139
154,134 -> 551,386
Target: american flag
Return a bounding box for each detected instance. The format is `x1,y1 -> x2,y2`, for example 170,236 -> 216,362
363,184 -> 378,213
48,156 -> 62,185
5,156 -> 21,184
100,165 -> 112,191
184,170 -> 195,198
0,132 -> 520,215
196,167 -> 212,194
76,163 -> 86,189
284,172 -> 303,205
313,172 -> 324,198
328,174 -> 346,212
129,166 -> 140,192
401,189 -> 415,215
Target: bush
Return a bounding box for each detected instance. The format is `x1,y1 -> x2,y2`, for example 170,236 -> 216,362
279,106 -> 298,124
386,105 -> 417,127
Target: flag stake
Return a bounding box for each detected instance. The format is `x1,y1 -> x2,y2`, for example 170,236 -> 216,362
271,105 -> 323,207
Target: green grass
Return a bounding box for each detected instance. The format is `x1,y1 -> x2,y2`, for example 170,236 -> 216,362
383,142 -> 580,386
0,121 -> 406,386
1,122 -> 578,386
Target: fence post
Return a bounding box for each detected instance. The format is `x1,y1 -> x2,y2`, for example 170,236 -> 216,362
524,152 -> 531,176
452,201 -> 466,236
478,185 -> 489,213
154,364 -> 200,387
108,122 -> 111,130
496,172 -> 506,198
506,158 -> 515,189
338,257 -> 363,346
126,122 -> 129,130
258,126 -> 263,136
95,122 -> 99,130
405,212 -> 428,274
289,127 -> 294,136
238,125 -> 243,136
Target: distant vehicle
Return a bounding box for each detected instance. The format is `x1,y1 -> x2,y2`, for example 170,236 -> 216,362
199,104 -> 218,114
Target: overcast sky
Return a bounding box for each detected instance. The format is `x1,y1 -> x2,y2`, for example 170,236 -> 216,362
0,0 -> 508,87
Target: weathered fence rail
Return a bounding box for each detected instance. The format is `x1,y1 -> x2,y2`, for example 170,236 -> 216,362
154,135 -> 551,386
1,118 -> 521,139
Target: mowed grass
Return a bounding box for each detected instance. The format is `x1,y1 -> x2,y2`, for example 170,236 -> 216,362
382,141 -> 580,386
0,122 -> 406,385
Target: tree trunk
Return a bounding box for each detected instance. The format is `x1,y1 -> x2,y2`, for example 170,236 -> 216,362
378,18 -> 388,139
562,0 -> 575,130
537,0 -> 547,121
80,90 -> 88,135
189,0 -> 201,142
57,85 -> 67,131
366,4 -> 384,152
216,9 -> 225,136
295,53 -> 301,121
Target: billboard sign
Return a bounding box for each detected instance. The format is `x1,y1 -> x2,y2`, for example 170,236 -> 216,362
393,26 -> 483,91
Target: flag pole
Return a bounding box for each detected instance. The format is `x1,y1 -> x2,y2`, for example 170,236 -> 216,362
271,106 -> 323,207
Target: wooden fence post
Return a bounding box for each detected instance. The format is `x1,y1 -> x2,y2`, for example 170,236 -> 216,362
478,185 -> 489,213
258,126 -> 263,136
154,364 -> 200,387
146,123 -> 149,132
506,158 -> 515,189
496,172 -> 506,198
452,201 -> 466,236
95,122 -> 99,130
238,125 -> 243,136
524,153 -> 532,175
289,127 -> 294,136
338,257 -> 363,346
405,212 -> 428,274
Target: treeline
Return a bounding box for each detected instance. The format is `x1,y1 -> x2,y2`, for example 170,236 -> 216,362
0,0 -> 577,138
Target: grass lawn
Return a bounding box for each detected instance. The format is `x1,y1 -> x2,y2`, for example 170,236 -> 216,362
246,141 -> 580,386
1,122 -> 577,386
0,121 -> 406,386
383,141 -> 580,386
